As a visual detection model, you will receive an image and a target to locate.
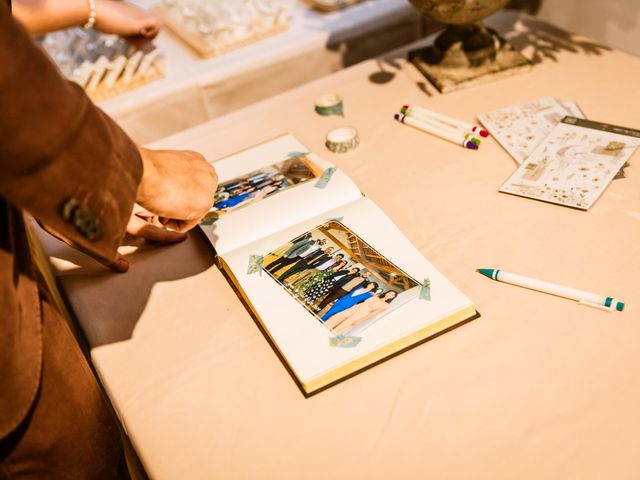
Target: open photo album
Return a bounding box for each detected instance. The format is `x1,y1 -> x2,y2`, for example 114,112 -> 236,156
200,134 -> 478,395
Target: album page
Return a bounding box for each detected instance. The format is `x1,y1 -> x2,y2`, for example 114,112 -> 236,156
220,197 -> 477,394
201,134 -> 363,256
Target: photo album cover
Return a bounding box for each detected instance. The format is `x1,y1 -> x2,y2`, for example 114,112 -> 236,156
499,117 -> 640,210
201,134 -> 478,395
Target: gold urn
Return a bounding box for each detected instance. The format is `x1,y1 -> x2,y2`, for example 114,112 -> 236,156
407,0 -> 530,92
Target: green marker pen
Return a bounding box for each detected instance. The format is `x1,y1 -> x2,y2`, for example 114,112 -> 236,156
477,268 -> 624,312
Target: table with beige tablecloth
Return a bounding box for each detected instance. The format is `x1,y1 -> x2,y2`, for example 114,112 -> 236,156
34,11 -> 640,480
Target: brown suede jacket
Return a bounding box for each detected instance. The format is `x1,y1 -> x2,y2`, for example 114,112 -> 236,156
0,2 -> 142,440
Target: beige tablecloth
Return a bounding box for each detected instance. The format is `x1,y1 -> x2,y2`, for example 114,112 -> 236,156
99,0 -> 423,144
34,11 -> 640,480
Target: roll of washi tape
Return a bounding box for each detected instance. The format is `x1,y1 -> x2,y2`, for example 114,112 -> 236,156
315,94 -> 344,116
325,127 -> 359,154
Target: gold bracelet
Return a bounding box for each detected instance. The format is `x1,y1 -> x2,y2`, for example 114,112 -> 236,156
83,0 -> 97,29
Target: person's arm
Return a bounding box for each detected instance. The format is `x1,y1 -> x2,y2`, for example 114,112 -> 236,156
12,0 -> 161,41
284,238 -> 309,257
309,255 -> 329,268
0,1 -> 140,267
346,301 -> 387,330
287,243 -> 310,258
0,5 -> 216,271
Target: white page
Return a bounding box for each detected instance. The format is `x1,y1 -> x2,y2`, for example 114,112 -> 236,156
223,197 -> 475,386
500,117 -> 640,210
200,134 -> 362,255
478,97 -> 582,164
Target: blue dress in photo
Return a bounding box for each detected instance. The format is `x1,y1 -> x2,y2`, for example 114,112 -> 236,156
320,289 -> 373,322
215,191 -> 251,210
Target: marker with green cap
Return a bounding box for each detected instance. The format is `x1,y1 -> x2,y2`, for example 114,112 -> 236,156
477,268 -> 624,312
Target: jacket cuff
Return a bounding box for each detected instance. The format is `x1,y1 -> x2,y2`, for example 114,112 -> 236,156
2,89 -> 142,264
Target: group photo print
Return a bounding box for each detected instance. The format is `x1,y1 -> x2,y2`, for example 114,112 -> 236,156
262,221 -> 420,336
204,155 -> 324,222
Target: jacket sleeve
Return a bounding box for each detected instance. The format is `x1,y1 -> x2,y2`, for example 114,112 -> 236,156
0,3 -> 142,264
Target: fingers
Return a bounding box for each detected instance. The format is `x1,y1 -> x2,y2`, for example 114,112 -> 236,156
102,204 -> 186,275
96,0 -> 162,43
138,13 -> 162,39
106,254 -> 130,273
125,18 -> 161,47
158,217 -> 199,234
127,214 -> 187,243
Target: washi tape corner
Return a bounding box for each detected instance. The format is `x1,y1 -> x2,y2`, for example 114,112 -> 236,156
419,278 -> 431,301
247,254 -> 264,276
287,151 -> 310,158
315,167 -> 337,189
329,335 -> 362,348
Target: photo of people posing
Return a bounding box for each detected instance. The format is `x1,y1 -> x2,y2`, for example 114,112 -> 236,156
205,155 -> 323,222
263,221 -> 420,336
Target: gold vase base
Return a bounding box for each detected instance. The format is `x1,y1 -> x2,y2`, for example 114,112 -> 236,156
409,33 -> 531,93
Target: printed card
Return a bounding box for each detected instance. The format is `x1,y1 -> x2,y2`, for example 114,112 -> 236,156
499,117 -> 640,210
478,97 -> 584,164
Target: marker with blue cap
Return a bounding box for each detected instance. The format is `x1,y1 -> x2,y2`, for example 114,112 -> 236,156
477,268 -> 624,312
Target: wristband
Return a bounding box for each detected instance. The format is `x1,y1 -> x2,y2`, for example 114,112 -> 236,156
84,0 -> 97,29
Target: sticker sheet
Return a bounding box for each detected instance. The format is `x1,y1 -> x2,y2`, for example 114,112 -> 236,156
499,117 -> 640,210
478,97 -> 584,164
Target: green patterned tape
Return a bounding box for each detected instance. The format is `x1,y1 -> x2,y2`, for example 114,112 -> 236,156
315,167 -> 337,189
287,151 -> 310,158
329,335 -> 362,348
419,278 -> 431,301
325,127 -> 359,154
315,94 -> 344,117
247,254 -> 264,276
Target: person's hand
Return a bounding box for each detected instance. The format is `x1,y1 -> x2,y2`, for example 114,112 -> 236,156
95,0 -> 162,45
109,147 -> 218,273
136,146 -> 218,232
107,204 -> 187,272
107,204 -> 188,272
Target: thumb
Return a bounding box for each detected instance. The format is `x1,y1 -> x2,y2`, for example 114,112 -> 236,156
127,213 -> 188,243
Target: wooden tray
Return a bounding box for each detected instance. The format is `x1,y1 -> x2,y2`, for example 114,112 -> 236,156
302,0 -> 362,13
156,4 -> 290,59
